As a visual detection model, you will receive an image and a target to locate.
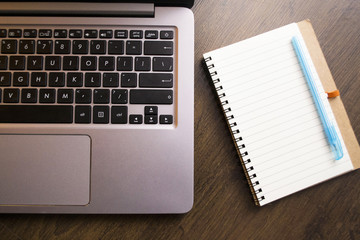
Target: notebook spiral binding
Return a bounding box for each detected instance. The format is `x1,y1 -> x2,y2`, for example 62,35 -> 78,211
205,57 -> 265,205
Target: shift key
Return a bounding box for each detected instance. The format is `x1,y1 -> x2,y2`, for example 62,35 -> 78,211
130,90 -> 173,104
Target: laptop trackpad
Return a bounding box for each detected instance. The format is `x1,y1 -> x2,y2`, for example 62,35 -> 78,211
0,135 -> 91,206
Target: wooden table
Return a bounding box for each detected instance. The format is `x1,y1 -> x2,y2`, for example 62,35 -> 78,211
1,0 -> 360,239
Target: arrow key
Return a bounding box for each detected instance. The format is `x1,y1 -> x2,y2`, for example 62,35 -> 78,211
145,115 -> 157,124
145,106 -> 158,115
129,114 -> 143,124
160,115 -> 173,124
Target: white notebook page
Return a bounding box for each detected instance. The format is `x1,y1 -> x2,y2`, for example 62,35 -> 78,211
204,23 -> 354,206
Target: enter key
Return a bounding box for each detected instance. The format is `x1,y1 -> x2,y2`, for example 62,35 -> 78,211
144,41 -> 173,55
139,73 -> 173,88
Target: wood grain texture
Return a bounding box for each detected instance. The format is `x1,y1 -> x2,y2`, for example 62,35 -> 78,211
1,0 -> 360,239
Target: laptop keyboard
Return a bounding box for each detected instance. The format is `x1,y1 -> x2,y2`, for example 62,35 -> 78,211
0,26 -> 175,125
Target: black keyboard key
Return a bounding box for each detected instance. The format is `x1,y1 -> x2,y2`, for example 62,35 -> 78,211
13,72 -> 29,86
145,106 -> 158,115
8,29 -> 22,38
0,56 -> 8,70
67,72 -> 83,87
39,29 -> 52,38
75,106 -> 91,123
115,30 -> 128,39
9,56 -> 26,70
135,57 -> 151,71
145,115 -> 157,124
21,88 -> 37,103
139,73 -> 173,88
160,31 -> 174,39
129,114 -> 143,124
160,115 -> 173,124
31,72 -> 47,87
121,73 -> 137,87
1,40 -> 17,54
3,88 -> 20,103
145,30 -> 158,39
111,89 -> 128,104
54,29 -> 67,38
0,72 -> 11,86
130,30 -> 143,39
144,41 -> 173,55
126,41 -> 142,55
0,105 -> 73,123
130,90 -> 173,104
117,57 -> 133,71
85,72 -> 101,87
23,29 -> 37,38
57,89 -> 74,103
75,89 -> 92,104
99,30 -> 113,38
81,56 -> 97,71
39,88 -> 56,103
108,40 -> 124,55
93,106 -> 109,124
27,56 -> 43,70
84,30 -> 98,38
73,40 -> 89,54
99,56 -> 115,71
63,56 -> 79,70
103,73 -> 119,87
19,40 -> 35,54
94,89 -> 110,104
49,72 -> 65,87
55,40 -> 71,54
90,40 -> 106,54
0,29 -> 6,38
69,29 -> 82,38
45,56 -> 61,70
153,57 -> 173,71
111,106 -> 127,124
37,40 -> 53,54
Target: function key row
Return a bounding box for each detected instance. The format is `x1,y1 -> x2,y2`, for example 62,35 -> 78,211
0,29 -> 174,39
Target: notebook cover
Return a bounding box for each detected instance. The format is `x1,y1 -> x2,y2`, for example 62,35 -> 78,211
297,19 -> 360,169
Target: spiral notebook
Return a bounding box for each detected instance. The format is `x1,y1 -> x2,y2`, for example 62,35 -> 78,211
203,20 -> 360,206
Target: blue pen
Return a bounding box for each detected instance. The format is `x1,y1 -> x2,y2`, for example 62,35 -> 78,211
291,36 -> 343,160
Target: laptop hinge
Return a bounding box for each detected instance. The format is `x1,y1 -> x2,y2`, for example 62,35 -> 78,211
0,2 -> 155,17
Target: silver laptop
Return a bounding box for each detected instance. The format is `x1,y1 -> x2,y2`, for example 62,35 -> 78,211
0,0 -> 194,213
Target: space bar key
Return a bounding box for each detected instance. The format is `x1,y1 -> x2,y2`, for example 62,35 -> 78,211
0,105 -> 73,123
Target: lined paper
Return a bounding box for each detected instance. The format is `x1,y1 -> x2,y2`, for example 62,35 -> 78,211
204,23 -> 353,206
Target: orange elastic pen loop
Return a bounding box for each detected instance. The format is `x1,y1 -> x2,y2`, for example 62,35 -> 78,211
326,90 -> 340,98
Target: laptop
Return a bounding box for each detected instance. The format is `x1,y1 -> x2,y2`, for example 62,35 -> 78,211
0,0 -> 194,213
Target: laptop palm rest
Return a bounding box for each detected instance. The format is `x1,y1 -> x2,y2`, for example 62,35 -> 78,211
0,134 -> 91,206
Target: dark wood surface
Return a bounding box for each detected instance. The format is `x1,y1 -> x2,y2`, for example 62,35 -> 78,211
1,0 -> 360,239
